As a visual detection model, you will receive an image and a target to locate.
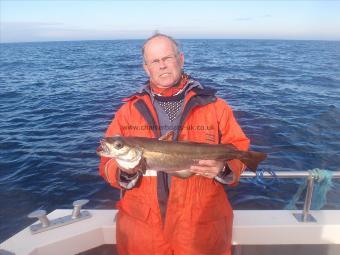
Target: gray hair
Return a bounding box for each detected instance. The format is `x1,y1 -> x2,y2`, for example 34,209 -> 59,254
142,33 -> 180,59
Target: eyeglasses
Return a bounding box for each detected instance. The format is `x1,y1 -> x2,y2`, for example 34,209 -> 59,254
145,54 -> 178,67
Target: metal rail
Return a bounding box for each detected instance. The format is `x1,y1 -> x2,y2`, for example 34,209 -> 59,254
241,170 -> 340,178
240,170 -> 340,223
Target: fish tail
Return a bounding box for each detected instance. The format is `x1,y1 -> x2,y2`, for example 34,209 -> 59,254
239,151 -> 267,172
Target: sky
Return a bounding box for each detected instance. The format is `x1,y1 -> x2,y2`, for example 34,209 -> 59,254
1,0 -> 340,43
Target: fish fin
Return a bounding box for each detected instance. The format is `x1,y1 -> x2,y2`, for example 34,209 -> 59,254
239,151 -> 267,172
159,130 -> 175,141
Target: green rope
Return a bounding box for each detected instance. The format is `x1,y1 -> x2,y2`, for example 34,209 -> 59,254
285,179 -> 307,210
285,168 -> 334,210
311,169 -> 334,209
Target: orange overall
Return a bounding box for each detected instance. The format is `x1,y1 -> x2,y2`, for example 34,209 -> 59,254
99,85 -> 250,255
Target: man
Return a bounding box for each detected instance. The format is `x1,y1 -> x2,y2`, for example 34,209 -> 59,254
99,34 -> 249,255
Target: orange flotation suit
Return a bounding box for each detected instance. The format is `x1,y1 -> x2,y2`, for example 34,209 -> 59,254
99,81 -> 249,255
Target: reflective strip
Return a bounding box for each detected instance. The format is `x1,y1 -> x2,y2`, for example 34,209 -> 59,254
214,174 -> 233,185
241,164 -> 246,172
143,169 -> 157,176
104,158 -> 116,182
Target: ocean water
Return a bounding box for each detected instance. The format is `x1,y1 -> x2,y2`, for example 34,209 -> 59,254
0,39 -> 339,242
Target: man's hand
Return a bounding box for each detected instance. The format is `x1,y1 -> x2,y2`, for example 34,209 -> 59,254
190,160 -> 225,179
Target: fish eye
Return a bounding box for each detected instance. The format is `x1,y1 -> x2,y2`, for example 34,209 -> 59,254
114,141 -> 124,150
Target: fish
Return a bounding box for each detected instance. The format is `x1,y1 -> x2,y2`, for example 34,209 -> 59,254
96,131 -> 267,178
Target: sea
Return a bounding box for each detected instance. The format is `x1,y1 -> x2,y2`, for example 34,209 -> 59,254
0,39 -> 339,242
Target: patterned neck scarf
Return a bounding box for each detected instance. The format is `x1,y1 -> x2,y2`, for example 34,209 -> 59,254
150,73 -> 189,97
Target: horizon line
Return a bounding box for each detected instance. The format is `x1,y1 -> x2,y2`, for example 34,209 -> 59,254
1,37 -> 340,44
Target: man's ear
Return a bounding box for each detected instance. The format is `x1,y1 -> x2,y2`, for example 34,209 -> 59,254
179,53 -> 185,69
143,63 -> 151,76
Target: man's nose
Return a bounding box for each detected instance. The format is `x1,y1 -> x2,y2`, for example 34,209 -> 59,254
159,59 -> 167,69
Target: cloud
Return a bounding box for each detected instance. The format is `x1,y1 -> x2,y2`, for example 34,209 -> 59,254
0,22 -> 153,43
1,22 -> 64,42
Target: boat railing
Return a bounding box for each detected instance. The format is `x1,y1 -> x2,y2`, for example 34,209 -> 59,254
240,169 -> 340,222
22,170 -> 340,234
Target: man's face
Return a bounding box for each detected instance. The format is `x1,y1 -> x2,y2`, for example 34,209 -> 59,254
143,37 -> 184,88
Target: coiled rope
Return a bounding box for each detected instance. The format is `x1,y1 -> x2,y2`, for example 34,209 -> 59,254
285,168 -> 334,210
243,168 -> 334,209
243,168 -> 278,189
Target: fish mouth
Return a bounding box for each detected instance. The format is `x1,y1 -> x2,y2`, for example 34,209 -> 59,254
96,140 -> 110,156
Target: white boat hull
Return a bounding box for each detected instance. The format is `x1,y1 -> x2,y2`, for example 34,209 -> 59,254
1,209 -> 340,255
